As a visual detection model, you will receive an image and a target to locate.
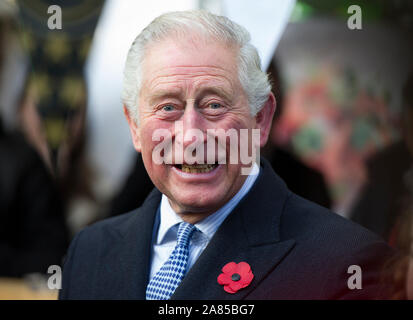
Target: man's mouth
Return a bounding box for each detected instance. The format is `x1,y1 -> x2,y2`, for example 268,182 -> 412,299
174,163 -> 219,174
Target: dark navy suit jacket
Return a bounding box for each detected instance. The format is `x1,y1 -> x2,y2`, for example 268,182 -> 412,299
59,159 -> 394,299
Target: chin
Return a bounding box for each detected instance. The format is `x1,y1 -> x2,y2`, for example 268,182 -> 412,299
170,189 -> 227,214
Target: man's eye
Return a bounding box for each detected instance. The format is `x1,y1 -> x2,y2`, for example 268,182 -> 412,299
209,103 -> 222,109
162,105 -> 175,111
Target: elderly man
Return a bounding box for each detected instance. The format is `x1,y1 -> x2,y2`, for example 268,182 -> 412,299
60,11 -> 393,300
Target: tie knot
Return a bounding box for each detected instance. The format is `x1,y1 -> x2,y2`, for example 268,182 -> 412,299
176,222 -> 196,247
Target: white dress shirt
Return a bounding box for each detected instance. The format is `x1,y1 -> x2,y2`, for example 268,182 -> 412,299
149,163 -> 260,280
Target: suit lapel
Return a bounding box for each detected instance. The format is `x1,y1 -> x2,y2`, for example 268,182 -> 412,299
171,159 -> 296,300
171,215 -> 295,300
116,189 -> 161,299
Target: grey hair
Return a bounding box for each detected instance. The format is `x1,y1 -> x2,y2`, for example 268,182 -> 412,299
122,10 -> 271,122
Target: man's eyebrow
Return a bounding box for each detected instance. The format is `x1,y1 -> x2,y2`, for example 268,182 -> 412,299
147,85 -> 234,104
148,89 -> 183,104
197,87 -> 234,102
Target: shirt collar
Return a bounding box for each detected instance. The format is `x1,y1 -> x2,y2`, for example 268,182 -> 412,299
157,163 -> 260,245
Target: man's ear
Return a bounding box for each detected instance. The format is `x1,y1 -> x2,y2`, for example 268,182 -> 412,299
255,92 -> 276,148
123,105 -> 142,152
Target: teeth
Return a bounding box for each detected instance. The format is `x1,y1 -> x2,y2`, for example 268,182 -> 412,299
181,164 -> 217,173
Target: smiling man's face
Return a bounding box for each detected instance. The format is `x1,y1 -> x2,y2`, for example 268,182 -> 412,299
125,36 -> 275,222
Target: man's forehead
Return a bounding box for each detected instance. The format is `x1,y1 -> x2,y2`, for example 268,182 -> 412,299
140,39 -> 240,97
145,65 -> 235,86
141,36 -> 238,76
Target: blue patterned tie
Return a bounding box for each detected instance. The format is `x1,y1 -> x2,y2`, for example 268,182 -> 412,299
146,222 -> 196,300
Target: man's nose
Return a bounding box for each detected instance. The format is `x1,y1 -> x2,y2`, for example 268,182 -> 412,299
177,103 -> 206,148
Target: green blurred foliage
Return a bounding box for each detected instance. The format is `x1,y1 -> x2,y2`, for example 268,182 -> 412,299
292,0 -> 387,22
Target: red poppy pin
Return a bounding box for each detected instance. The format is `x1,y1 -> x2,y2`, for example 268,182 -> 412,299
217,261 -> 254,294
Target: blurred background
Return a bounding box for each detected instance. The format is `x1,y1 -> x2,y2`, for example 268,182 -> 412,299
0,0 -> 412,299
